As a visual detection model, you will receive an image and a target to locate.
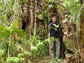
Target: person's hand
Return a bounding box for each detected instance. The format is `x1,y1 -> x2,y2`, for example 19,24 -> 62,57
64,32 -> 68,38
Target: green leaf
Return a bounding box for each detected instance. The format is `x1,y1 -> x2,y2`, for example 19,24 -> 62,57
19,58 -> 25,62
10,21 -> 19,29
50,37 -> 55,42
6,57 -> 19,63
21,0 -> 27,3
46,0 -> 52,3
0,25 -> 10,39
45,39 -> 50,44
18,53 -> 24,58
13,28 -> 27,39
0,50 -> 4,59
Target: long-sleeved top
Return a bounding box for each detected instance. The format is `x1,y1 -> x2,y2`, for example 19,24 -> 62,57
48,21 -> 62,38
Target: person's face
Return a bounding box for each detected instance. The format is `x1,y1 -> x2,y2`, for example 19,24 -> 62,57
52,17 -> 56,23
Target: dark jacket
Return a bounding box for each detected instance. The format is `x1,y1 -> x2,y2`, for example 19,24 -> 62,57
48,21 -> 62,38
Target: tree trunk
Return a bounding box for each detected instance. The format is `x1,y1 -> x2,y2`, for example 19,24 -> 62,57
79,6 -> 84,49
25,0 -> 34,38
79,0 -> 84,49
30,0 -> 34,31
80,0 -> 83,4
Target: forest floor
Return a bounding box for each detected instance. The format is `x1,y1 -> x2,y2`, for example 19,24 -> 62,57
36,56 -> 50,63
33,56 -> 50,63
33,53 -> 73,63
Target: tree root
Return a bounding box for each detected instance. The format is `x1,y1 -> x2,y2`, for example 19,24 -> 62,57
62,48 -> 84,63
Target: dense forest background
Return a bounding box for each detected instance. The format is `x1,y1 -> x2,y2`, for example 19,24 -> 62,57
0,0 -> 84,63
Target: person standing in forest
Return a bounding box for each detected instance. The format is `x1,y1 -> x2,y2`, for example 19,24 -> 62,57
48,16 -> 64,62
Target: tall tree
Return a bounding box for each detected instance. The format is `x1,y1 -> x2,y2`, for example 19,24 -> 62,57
25,0 -> 35,38
79,1 -> 84,49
